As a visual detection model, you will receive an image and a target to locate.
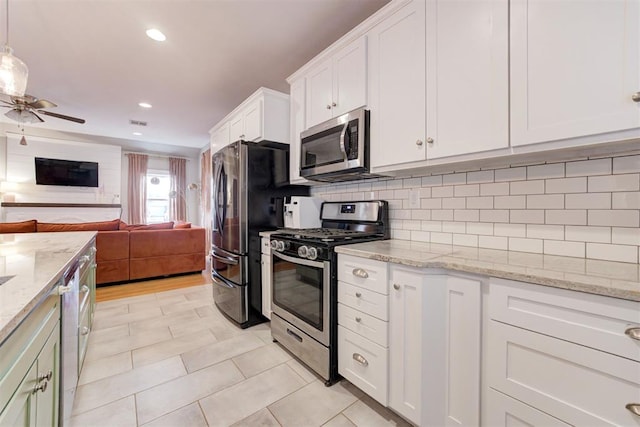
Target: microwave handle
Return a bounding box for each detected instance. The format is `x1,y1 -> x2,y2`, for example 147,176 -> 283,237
339,123 -> 348,160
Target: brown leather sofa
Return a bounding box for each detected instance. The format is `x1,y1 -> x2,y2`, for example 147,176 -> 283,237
0,219 -> 206,285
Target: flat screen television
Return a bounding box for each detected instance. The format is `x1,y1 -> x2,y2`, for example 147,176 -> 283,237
34,157 -> 99,188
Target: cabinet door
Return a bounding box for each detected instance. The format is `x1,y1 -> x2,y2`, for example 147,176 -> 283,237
35,327 -> 59,427
243,99 -> 263,142
388,267 -> 426,425
229,113 -> 244,142
289,78 -> 306,183
368,0 -> 426,169
510,0 -> 640,146
305,58 -> 334,128
0,362 -> 37,427
486,388 -> 571,427
425,0 -> 508,159
211,122 -> 231,152
261,254 -> 271,319
333,36 -> 367,117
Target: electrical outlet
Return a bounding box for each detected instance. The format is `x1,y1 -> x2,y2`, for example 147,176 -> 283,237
409,189 -> 420,209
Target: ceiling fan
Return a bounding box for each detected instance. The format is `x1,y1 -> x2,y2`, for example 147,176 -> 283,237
0,94 -> 85,124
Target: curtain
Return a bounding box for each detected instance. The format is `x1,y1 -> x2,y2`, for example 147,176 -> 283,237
200,149 -> 212,252
127,154 -> 148,224
169,157 -> 187,222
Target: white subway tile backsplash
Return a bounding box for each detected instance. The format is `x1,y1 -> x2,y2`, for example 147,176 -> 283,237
613,155 -> 640,174
527,224 -> 564,240
565,226 -> 611,243
454,184 -> 480,197
527,194 -> 564,209
589,210 -> 640,227
588,174 -> 639,192
311,153 -> 640,263
495,167 -> 526,182
545,177 -> 586,194
566,158 -> 611,177
546,210 -> 587,225
565,193 -> 611,209
527,163 -> 565,180
586,243 -> 638,263
467,170 -> 494,184
612,192 -> 640,209
509,237 -> 543,254
544,240 -> 585,258
480,182 -> 510,196
494,223 -> 526,237
510,180 -> 545,195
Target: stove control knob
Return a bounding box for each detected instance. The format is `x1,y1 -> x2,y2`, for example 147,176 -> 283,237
270,240 -> 278,250
298,245 -> 309,258
307,247 -> 318,260
276,241 -> 285,252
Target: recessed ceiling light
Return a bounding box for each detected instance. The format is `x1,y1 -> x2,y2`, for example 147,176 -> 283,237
138,102 -> 152,108
146,28 -> 166,42
133,132 -> 142,136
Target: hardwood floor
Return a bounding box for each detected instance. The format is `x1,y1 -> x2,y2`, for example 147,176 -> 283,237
96,270 -> 212,302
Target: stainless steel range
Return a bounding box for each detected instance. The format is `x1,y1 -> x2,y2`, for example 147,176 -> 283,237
270,200 -> 389,385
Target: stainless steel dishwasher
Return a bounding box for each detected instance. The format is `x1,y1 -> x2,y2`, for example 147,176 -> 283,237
59,261 -> 79,427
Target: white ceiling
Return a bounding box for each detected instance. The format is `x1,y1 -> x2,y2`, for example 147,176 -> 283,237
2,0 -> 389,152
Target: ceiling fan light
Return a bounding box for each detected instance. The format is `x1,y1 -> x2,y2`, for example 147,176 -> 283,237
0,46 -> 28,97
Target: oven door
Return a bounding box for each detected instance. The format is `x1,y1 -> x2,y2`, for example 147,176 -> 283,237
271,251 -> 331,346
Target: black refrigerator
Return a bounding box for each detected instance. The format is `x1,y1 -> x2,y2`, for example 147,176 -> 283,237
210,140 -> 308,328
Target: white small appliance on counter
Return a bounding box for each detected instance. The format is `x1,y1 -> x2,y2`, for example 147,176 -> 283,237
283,196 -> 323,229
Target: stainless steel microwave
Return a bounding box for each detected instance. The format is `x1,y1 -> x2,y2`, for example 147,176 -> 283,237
299,107 -> 378,182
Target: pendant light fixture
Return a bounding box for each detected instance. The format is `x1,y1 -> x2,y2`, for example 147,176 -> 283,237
0,0 -> 27,97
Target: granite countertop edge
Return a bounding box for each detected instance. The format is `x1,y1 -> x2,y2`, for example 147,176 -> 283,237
335,240 -> 640,302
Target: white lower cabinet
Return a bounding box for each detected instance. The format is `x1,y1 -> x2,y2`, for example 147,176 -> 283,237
260,236 -> 272,320
487,278 -> 640,426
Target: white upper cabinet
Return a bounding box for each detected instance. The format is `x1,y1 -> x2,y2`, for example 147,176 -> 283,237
369,0 -> 427,168
425,0 -> 509,159
510,0 -> 640,147
369,0 -> 509,169
305,36 -> 367,129
209,87 -> 289,153
289,78 -> 307,184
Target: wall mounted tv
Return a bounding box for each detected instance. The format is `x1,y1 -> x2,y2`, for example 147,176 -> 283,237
34,157 -> 99,188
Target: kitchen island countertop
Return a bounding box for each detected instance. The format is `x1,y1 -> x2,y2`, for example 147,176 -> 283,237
0,231 -> 97,343
335,240 -> 640,302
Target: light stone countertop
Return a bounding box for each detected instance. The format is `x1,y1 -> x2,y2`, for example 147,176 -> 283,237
0,231 -> 97,343
335,240 -> 640,302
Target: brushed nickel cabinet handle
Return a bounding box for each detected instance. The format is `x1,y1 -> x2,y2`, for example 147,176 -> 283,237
81,326 -> 90,336
32,381 -> 48,394
393,284 -> 400,290
352,353 -> 368,367
332,102 -> 337,107
355,292 -> 362,298
38,370 -> 52,382
415,139 -> 423,146
626,403 -> 640,417
352,268 -> 369,279
632,92 -> 640,102
326,105 -> 332,110
355,317 -> 362,323
625,327 -> 640,340
426,137 -> 434,144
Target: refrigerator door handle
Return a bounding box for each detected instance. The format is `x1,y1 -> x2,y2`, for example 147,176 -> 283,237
211,250 -> 239,266
211,272 -> 235,289
214,164 -> 224,232
220,165 -> 228,232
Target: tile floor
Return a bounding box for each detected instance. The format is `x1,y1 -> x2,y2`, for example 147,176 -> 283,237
71,283 -> 412,426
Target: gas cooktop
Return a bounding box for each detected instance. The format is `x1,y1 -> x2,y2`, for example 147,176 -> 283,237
275,227 -> 381,242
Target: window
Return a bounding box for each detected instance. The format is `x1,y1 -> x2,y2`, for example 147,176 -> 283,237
146,171 -> 170,224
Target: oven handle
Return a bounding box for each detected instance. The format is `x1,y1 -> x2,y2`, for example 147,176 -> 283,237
272,250 -> 325,269
339,122 -> 348,160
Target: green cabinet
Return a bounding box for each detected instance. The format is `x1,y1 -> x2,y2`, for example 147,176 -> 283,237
0,289 -> 60,427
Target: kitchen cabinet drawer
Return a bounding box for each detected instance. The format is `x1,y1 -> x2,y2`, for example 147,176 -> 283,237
338,254 -> 388,294
490,278 -> 640,362
338,325 -> 388,405
486,387 -> 571,427
78,302 -> 91,373
338,303 -> 388,347
338,281 -> 388,321
488,320 -> 640,426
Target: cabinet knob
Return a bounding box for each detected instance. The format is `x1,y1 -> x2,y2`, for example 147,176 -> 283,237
332,102 -> 337,107
352,268 -> 369,278
239,134 -> 245,139
81,285 -> 90,293
326,105 -> 332,110
415,139 -> 423,146
426,137 -> 434,144
393,283 -> 400,290
32,381 -> 48,394
626,403 -> 640,417
352,352 -> 369,367
58,285 -> 71,295
625,326 -> 640,340
632,92 -> 640,102
38,370 -> 53,382
355,292 -> 362,298
81,326 -> 90,336
355,317 -> 362,323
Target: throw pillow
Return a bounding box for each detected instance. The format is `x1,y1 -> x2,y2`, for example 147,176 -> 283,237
125,222 -> 174,230
0,219 -> 37,233
174,222 -> 192,229
37,219 -> 121,232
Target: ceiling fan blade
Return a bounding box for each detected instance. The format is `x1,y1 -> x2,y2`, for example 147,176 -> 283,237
5,108 -> 44,123
31,111 -> 45,123
28,99 -> 57,109
0,99 -> 15,106
37,110 -> 85,124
